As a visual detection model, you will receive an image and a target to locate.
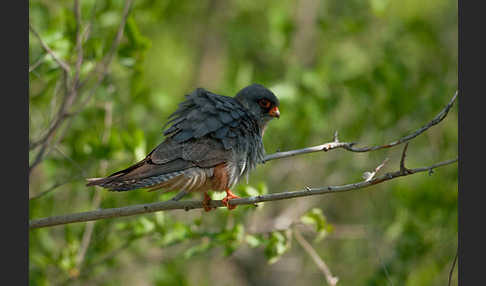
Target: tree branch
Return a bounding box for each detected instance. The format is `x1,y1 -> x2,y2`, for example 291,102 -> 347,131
29,158 -> 457,229
29,10 -> 86,158
29,23 -> 71,73
71,0 -> 84,98
362,157 -> 389,182
399,142 -> 414,175
264,91 -> 457,162
294,228 -> 338,286
29,0 -> 134,176
29,54 -> 47,73
77,0 -> 134,92
60,0 -> 134,131
75,102 -> 112,273
448,247 -> 458,286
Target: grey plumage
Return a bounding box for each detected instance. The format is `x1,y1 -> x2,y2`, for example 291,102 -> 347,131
86,84 -> 280,194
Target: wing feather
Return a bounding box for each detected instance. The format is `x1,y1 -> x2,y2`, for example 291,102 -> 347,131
163,88 -> 260,150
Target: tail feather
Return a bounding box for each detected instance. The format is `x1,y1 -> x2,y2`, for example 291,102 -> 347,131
85,173 -> 128,191
86,166 -> 188,192
85,176 -> 119,187
86,155 -> 194,192
85,157 -> 151,191
86,177 -> 107,186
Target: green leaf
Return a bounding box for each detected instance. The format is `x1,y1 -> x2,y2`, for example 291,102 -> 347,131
264,231 -> 290,264
239,185 -> 260,197
154,212 -> 165,227
245,234 -> 266,248
216,223 -> 245,256
300,208 -> 333,242
125,17 -> 151,51
133,217 -> 155,236
256,182 -> 268,195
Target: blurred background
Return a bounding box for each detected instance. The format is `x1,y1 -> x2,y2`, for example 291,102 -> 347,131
29,0 -> 457,285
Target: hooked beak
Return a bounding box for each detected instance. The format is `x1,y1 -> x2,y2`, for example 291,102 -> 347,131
269,106 -> 280,119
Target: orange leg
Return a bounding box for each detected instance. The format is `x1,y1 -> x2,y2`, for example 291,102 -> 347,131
202,192 -> 213,212
221,189 -> 240,210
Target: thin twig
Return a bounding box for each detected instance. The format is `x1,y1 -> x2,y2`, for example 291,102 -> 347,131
29,106 -> 77,176
294,228 -> 338,286
264,91 -> 458,162
77,0 -> 133,92
58,0 -> 134,135
29,158 -> 457,229
363,158 -> 389,182
54,146 -> 87,176
263,141 -> 354,162
29,23 -> 71,73
71,0 -> 84,98
448,248 -> 458,286
29,141 -> 50,177
29,0 -> 133,175
399,143 -> 414,175
29,47 -> 81,175
29,54 -> 47,73
29,89 -> 69,149
29,7 -> 87,154
61,233 -> 150,284
29,73 -> 72,167
29,178 -> 82,200
76,102 -> 113,273
75,190 -> 102,270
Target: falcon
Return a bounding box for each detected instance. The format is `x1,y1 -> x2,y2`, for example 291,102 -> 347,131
86,84 -> 280,211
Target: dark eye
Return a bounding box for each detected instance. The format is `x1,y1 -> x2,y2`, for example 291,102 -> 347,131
258,99 -> 271,108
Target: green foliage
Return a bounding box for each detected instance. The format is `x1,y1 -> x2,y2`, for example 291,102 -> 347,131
237,181 -> 268,198
264,231 -> 292,264
300,208 -> 334,242
216,223 -> 246,256
29,0 -> 457,285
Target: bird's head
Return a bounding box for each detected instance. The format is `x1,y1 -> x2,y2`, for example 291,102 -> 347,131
235,84 -> 280,131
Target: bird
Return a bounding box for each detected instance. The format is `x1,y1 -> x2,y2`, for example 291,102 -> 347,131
86,83 -> 280,211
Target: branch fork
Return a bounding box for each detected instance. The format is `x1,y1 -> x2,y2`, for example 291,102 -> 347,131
363,158 -> 390,182
399,143 -> 414,175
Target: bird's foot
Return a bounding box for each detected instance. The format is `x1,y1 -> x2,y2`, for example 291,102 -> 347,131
221,189 -> 240,210
202,192 -> 213,212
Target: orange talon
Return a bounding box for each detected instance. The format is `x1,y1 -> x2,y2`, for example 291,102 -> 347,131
202,192 -> 213,212
221,189 -> 240,210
